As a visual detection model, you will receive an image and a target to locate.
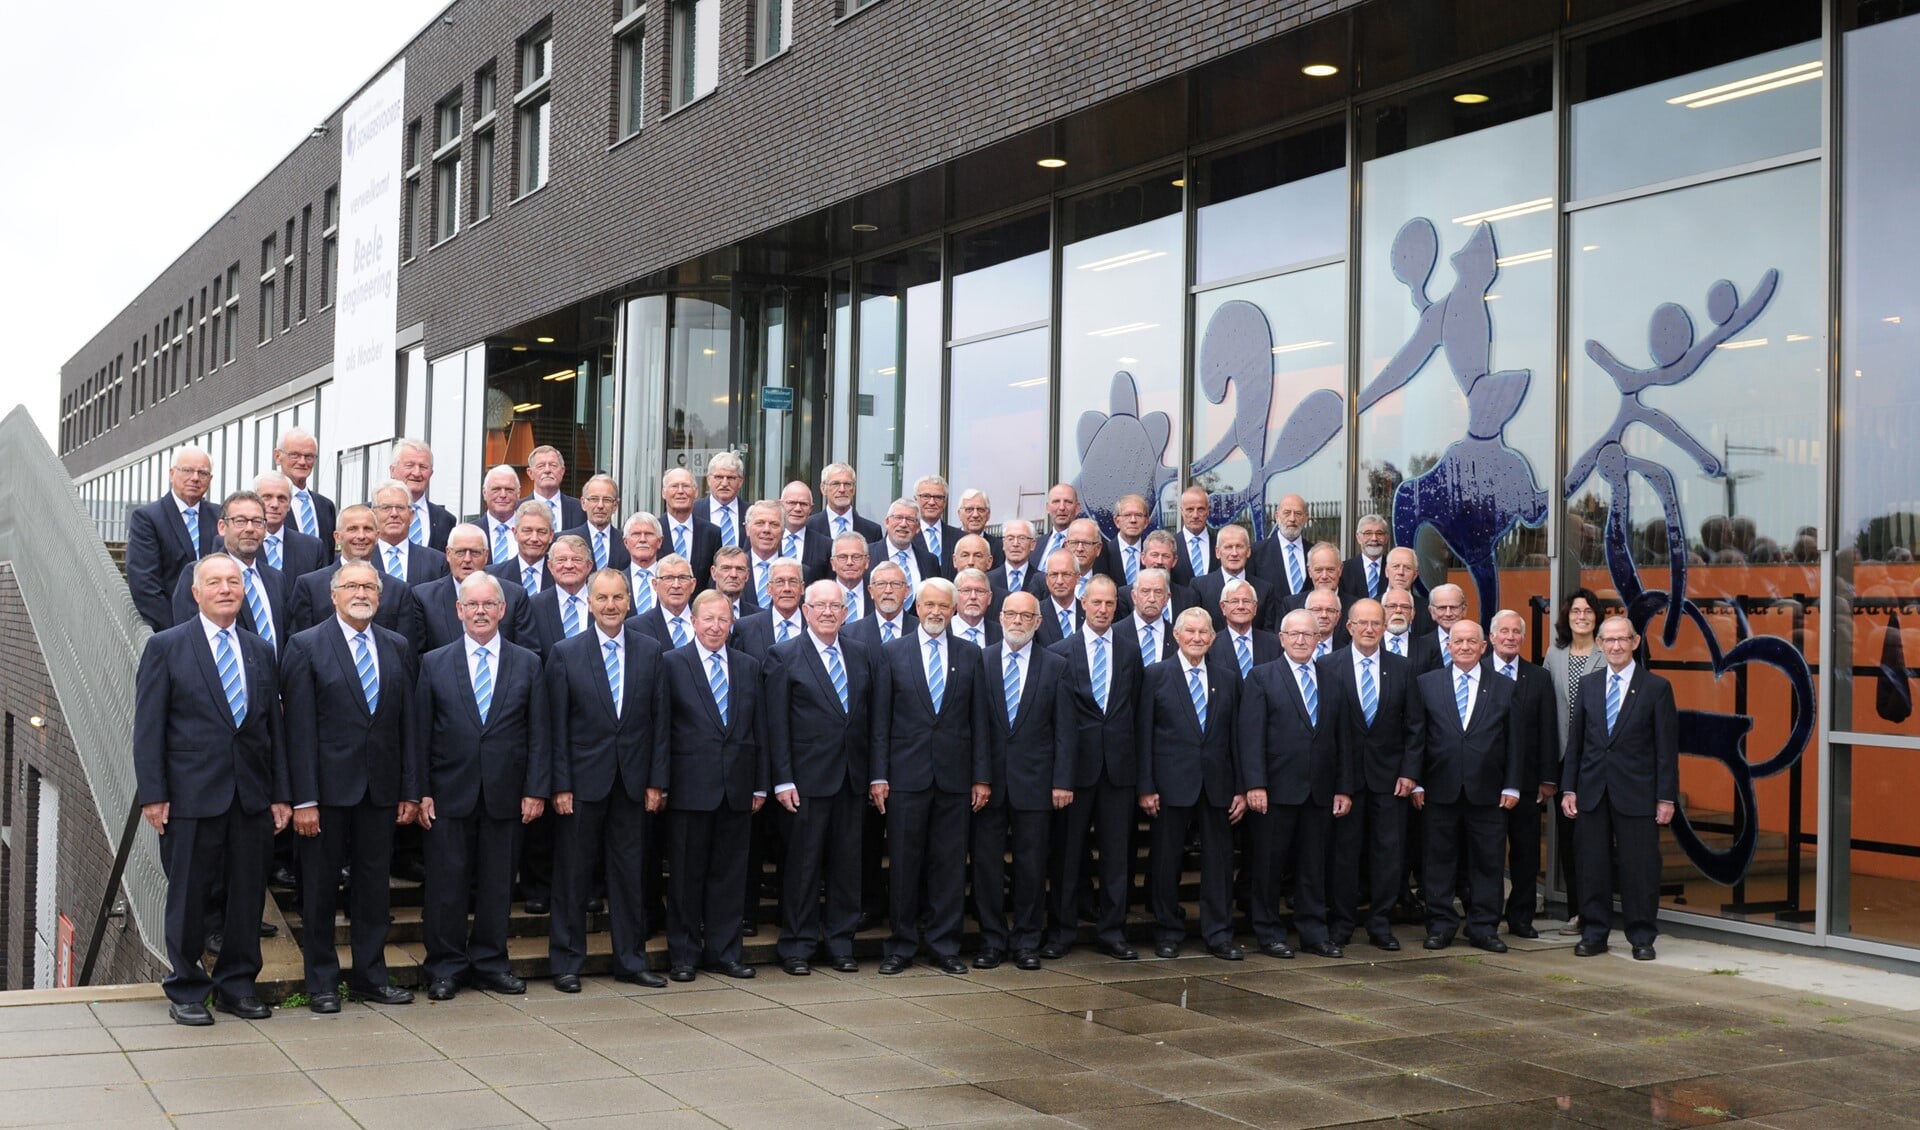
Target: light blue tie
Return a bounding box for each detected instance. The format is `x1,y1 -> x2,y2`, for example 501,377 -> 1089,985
354,631 -> 379,712
523,564 -> 539,596
674,523 -> 690,559
1008,567 -> 1023,591
295,492 -> 318,538
1187,667 -> 1206,729
1606,672 -> 1623,734
1285,541 -> 1304,592
1141,623 -> 1156,660
1048,531 -> 1066,560
777,618 -> 794,642
633,569 -> 655,614
1059,607 -> 1073,636
243,568 -> 274,651
1299,663 -> 1318,725
1092,636 -> 1109,712
1004,651 -> 1021,723
1188,534 -> 1204,576
1360,655 -> 1377,725
593,529 -> 609,569
1124,544 -> 1138,584
881,619 -> 896,644
669,616 -> 689,648
1456,671 -> 1471,728
756,561 -> 770,607
492,522 -> 510,564
604,640 -> 622,717
834,514 -> 848,537
1502,661 -> 1516,681
185,507 -> 201,555
925,525 -> 941,559
385,545 -> 405,581
264,534 -> 282,572
824,645 -> 849,711
1235,635 -> 1252,677
966,625 -> 982,647
547,498 -> 562,532
783,531 -> 799,558
1440,634 -> 1452,665
215,628 -> 246,725
409,504 -> 427,547
718,506 -> 736,547
926,638 -> 944,712
562,594 -> 582,638
1367,559 -> 1381,598
473,646 -> 493,723
1075,573 -> 1089,601
1388,634 -> 1403,655
708,653 -> 730,725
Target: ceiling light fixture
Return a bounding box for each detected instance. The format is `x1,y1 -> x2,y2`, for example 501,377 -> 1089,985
512,402 -> 542,412
1075,249 -> 1168,272
1668,61 -> 1822,109
1302,64 -> 1339,77
1171,178 -> 1186,188
510,344 -> 528,352
1451,197 -> 1554,226
542,368 -> 576,382
1037,157 -> 1067,169
850,223 -> 878,232
536,336 -> 556,344
1453,92 -> 1490,105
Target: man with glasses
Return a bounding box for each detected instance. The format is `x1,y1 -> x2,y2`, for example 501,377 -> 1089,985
951,567 -> 1001,648
991,519 -> 1046,600
1034,549 -> 1084,647
731,559 -> 806,662
1422,584 -> 1469,673
521,445 -> 587,532
1207,578 -> 1278,682
1561,616 -> 1677,961
1249,492 -> 1313,602
766,580 -> 878,975
254,471 -> 329,580
272,427 -> 335,551
806,462 -> 882,544
168,491 -> 288,653
561,474 -> 630,571
870,499 -> 930,606
388,439 -> 455,550
1110,494 -> 1153,586
413,524 -> 535,651
488,501 -> 555,598
828,534 -> 872,621
1194,525 -> 1276,633
912,474 -> 964,578
1339,514 -> 1393,603
1281,542 -> 1348,616
369,481 -> 450,587
288,504 -> 426,653
1039,483 -> 1121,579
955,488 -> 1003,568
480,466 -> 525,565
695,452 -> 748,550
777,480 -> 832,583
622,512 -> 664,611
843,562 -> 917,651
628,554 -> 699,650
127,445 -> 222,630
660,468 -> 720,588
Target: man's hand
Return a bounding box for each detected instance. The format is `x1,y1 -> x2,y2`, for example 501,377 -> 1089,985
751,794 -> 766,814
645,787 -> 665,814
1332,793 -> 1352,818
271,803 -> 292,834
869,782 -> 889,815
1560,792 -> 1578,820
520,797 -> 545,824
971,783 -> 992,813
1410,788 -> 1425,810
1245,787 -> 1269,815
293,808 -> 321,837
1655,800 -> 1675,826
142,801 -> 169,834
553,791 -> 575,816
1228,794 -> 1247,824
418,797 -> 436,830
397,801 -> 419,825
776,787 -> 801,813
1139,793 -> 1161,817
1394,777 -> 1416,798
1538,783 -> 1558,803
1498,793 -> 1518,810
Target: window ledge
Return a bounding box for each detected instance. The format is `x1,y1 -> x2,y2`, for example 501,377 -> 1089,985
514,75 -> 552,107
745,47 -> 790,76
661,88 -> 717,121
509,182 -> 551,206
833,0 -> 890,28
609,128 -> 644,153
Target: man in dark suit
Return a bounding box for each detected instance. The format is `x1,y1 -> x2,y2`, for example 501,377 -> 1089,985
807,462 -> 882,544
1405,621 -> 1523,953
256,471 -> 329,580
709,545 -> 759,620
660,591 -> 767,981
973,592 -> 1074,970
1302,588 -> 1353,658
127,446 -> 221,631
766,579 -> 879,975
1381,587 -> 1435,669
777,481 -> 833,584
280,560 -> 419,1012
629,552 -> 699,649
622,512 -> 666,613
871,577 -> 990,975
1138,607 -> 1244,960
1208,578 -> 1281,680
1034,550 -> 1083,647
1421,584 -> 1470,672
870,499 -> 933,606
660,468 -> 722,586
1384,547 -> 1435,635
522,445 -> 588,533
842,561 -> 916,651
950,567 -> 1001,650
693,451 -> 747,550
741,501 -> 789,613
1281,542 -> 1348,617
1037,484 -> 1121,580
489,500 -> 556,599
1487,609 -> 1562,939
546,568 -> 670,990
732,559 -> 806,662
1125,531 -> 1199,625
954,488 -> 1004,572
949,535 -> 997,597
370,482 -> 450,588
1117,567 -> 1176,668
1248,492 -> 1312,602
1049,576 -> 1143,960
414,524 -> 536,650
1339,514 -> 1392,603
1321,599 -> 1418,951
415,572 -> 549,1000
1109,494 -> 1153,586
560,474 -> 630,571
526,534 -> 596,661
991,519 -> 1047,600
480,466 -> 526,565
389,439 -> 455,550
288,505 -> 426,652
1561,615 -> 1679,961
827,534 -> 872,622
1169,485 -> 1217,588
911,474 -> 965,579
168,491 -> 289,654
727,544 -> 799,936
1238,610 -> 1345,960
134,555 -> 289,1025
1194,525 -> 1276,632
273,427 -> 335,550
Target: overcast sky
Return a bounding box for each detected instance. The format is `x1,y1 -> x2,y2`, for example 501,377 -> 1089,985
0,1 -> 450,446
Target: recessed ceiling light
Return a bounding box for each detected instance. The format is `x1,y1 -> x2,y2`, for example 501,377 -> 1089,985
1037,157 -> 1067,169
1171,178 -> 1186,188
850,223 -> 878,232
712,273 -> 731,281
510,344 -> 528,352
536,335 -> 556,343
1302,64 -> 1339,77
1454,92 -> 1490,104
512,402 -> 542,412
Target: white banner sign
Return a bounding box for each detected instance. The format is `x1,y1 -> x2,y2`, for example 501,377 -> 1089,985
328,60 -> 406,451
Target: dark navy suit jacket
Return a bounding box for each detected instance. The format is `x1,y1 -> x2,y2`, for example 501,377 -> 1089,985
1137,656 -> 1241,808
546,626 -> 670,803
126,495 -> 223,631
268,527 -> 331,580
1237,656 -> 1341,806
415,636 -> 550,820
411,573 -> 535,651
1050,629 -> 1142,789
560,521 -> 632,572
765,634 -> 879,797
660,645 -> 768,811
1320,646 -> 1417,796
1562,664 -> 1679,817
289,563 -> 426,654
280,619 -> 418,807
871,631 -> 990,794
980,643 -> 1076,811
132,618 -> 285,817
1407,665 -> 1523,805
170,559 -> 290,649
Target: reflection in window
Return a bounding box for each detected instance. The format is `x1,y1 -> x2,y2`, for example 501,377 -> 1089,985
668,296 -> 730,460
950,212 -> 1049,342
1833,743 -> 1920,948
620,295 -> 668,512
854,249 -> 940,516
950,329 -> 1050,531
1193,121 -> 1345,286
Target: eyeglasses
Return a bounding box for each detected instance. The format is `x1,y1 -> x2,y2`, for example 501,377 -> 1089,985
373,503 -> 411,513
916,492 -> 947,503
1065,538 -> 1099,548
336,582 -> 382,594
459,599 -> 505,610
1001,611 -> 1039,622
175,468 -> 212,478
1280,630 -> 1318,640
582,494 -> 618,505
1002,534 -> 1034,543
655,574 -> 695,584
806,601 -> 846,612
1599,635 -> 1635,646
870,579 -> 907,590
222,516 -> 266,528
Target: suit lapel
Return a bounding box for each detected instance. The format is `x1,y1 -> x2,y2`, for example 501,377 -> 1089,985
323,623 -> 375,719
692,649 -> 728,731
188,628 -> 238,731
802,637 -> 840,711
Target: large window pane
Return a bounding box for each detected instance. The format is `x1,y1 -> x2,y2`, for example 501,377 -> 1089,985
1194,121 -> 1346,286
620,296 -> 667,513
950,329 -> 1050,531
853,247 -> 940,515
668,295 -> 730,470
1832,743 -> 1920,948
950,211 -> 1049,342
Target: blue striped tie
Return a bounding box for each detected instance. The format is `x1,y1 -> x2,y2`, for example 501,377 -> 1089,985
1360,656 -> 1377,725
1286,541 -> 1304,592
409,504 -> 427,547
354,632 -> 379,712
882,620 -> 896,644
1606,672 -> 1623,733
966,625 -> 981,647
185,507 -> 200,555
1388,634 -> 1402,656
523,564 -> 539,597
1004,651 -> 1020,723
1367,559 -> 1381,599
926,638 -> 944,712
825,645 -> 849,711
1187,667 -> 1206,729
593,529 -> 609,569
1141,623 -> 1156,660
756,561 -> 770,607
845,587 -> 861,620
719,506 -> 736,548
243,568 -> 274,651
215,628 -> 246,725
492,523 -> 510,564
925,525 -> 941,559
562,594 -> 582,637
674,524 -> 690,559
1299,663 -> 1318,725
605,640 -> 622,717
473,646 -> 493,724
1188,534 -> 1204,576
669,616 -> 689,648
1059,607 -> 1073,637
777,618 -> 794,642
1124,544 -> 1139,584
709,653 -> 730,725
264,534 -> 282,572
1235,635 -> 1252,677
835,514 -> 848,537
1092,636 -> 1109,712
295,491 -> 318,538
386,544 -> 405,581
783,531 -> 799,558
632,569 -> 654,614
1456,671 -> 1471,727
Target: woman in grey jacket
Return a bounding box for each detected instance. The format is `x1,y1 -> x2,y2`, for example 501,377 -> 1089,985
1542,588 -> 1604,935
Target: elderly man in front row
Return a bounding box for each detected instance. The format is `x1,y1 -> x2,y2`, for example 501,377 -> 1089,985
416,572 -> 549,1001
134,555 -> 290,1025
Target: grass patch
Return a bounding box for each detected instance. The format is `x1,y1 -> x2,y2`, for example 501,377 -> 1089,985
1418,973 -> 1449,982
1457,956 -> 1484,965
1821,1016 -> 1855,1025
1767,1017 -> 1788,1025
1709,968 -> 1741,976
279,991 -> 310,1009
1722,1027 -> 1750,1036
1342,979 -> 1366,989
1546,973 -> 1576,983
1800,998 -> 1832,1007
1338,1012 -> 1370,1023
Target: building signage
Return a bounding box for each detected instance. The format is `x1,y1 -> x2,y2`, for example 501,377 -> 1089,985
328,61 -> 407,451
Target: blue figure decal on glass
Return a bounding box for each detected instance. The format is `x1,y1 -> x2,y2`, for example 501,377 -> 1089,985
1355,218 -> 1547,626
1187,300 -> 1343,538
1072,371 -> 1178,536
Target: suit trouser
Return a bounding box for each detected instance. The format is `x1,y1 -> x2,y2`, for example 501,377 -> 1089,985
1574,795 -> 1661,947
1050,775 -> 1135,948
297,799 -> 398,994
1150,802 -> 1233,947
1504,796 -> 1545,930
971,804 -> 1051,953
1554,805 -> 1581,916
1250,801 -> 1332,946
861,804 -> 889,918
1329,789 -> 1409,942
743,803 -> 783,929
160,803 -> 272,1006
518,808 -> 555,903
1422,800 -> 1507,939
422,812 -> 520,983
884,788 -> 968,960
551,789 -> 654,977
666,806 -> 752,968
777,784 -> 863,961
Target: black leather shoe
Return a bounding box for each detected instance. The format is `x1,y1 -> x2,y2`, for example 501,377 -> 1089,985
426,979 -> 457,1001
1574,940 -> 1609,957
1301,941 -> 1343,959
615,969 -> 669,988
1038,942 -> 1069,960
1099,941 -> 1139,961
1154,942 -> 1180,959
1509,924 -> 1540,939
1469,935 -> 1509,954
1207,942 -> 1245,961
586,898 -> 606,914
170,1001 -> 214,1026
308,992 -> 342,1014
831,956 -> 859,973
1014,950 -> 1043,970
553,974 -> 582,993
877,955 -> 910,975
707,961 -> 755,979
972,949 -> 1004,970
523,898 -> 550,915
934,955 -> 970,975
1259,941 -> 1296,959
1632,944 -> 1657,961
259,922 -> 279,938
1331,933 -> 1354,946
1423,933 -> 1453,950
472,971 -> 527,994
352,984 -> 414,1005
782,958 -> 812,977
215,995 -> 272,1020
392,857 -> 427,883
271,865 -> 299,889
1369,934 -> 1402,952
856,911 -> 874,932
669,966 -> 696,982
204,932 -> 224,956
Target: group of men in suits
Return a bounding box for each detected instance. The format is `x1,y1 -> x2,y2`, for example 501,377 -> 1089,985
130,442 -> 1680,1023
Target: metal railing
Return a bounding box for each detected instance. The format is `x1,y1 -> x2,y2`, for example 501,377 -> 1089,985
0,407 -> 165,979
